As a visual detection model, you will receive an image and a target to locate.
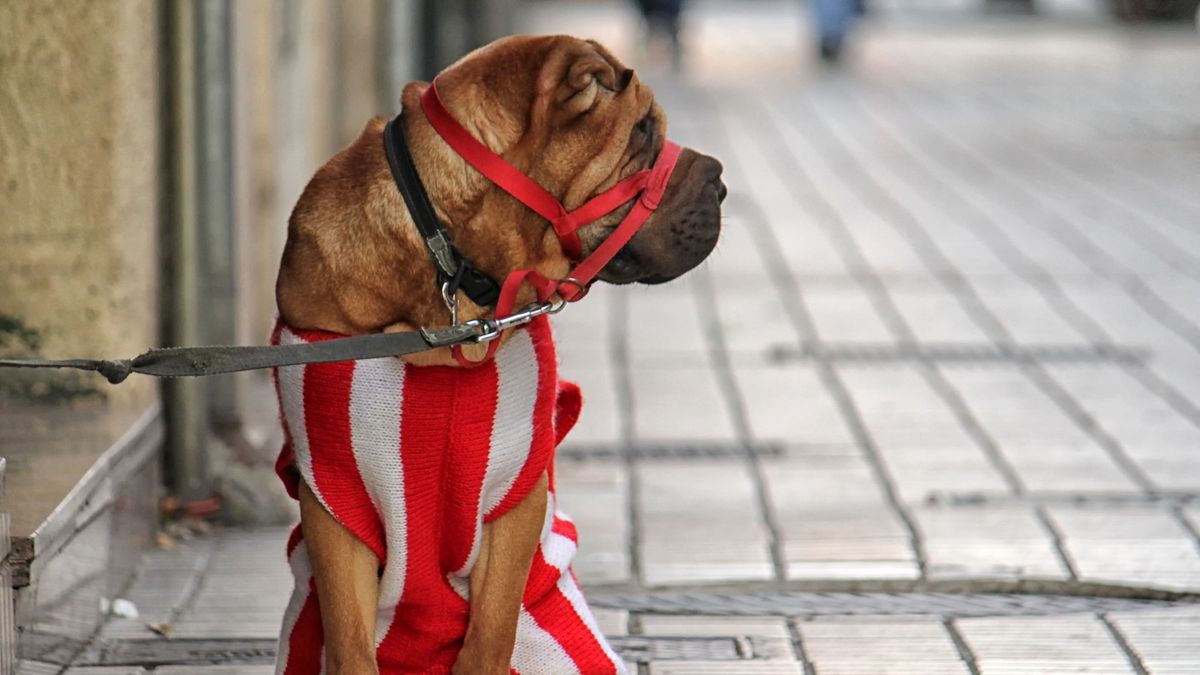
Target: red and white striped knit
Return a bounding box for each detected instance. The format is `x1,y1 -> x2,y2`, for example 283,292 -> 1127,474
271,316 -> 625,674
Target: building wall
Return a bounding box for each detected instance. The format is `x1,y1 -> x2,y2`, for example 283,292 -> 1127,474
0,0 -> 160,410
0,0 -> 163,661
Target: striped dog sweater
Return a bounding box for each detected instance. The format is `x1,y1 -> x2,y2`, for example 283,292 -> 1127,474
272,316 -> 625,674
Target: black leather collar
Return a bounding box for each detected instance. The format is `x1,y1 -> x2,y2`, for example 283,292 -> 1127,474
382,113 -> 501,308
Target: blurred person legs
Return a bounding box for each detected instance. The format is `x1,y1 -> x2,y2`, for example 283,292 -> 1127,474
636,0 -> 685,68
809,0 -> 857,62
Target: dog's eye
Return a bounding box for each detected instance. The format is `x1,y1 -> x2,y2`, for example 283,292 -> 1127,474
632,115 -> 652,139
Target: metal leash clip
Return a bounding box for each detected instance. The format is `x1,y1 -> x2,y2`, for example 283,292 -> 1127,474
467,300 -> 561,343
441,281 -> 459,325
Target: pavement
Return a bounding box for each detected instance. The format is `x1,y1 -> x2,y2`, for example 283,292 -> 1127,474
36,1 -> 1200,673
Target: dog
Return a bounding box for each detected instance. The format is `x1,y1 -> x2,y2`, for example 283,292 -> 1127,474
270,35 -> 725,675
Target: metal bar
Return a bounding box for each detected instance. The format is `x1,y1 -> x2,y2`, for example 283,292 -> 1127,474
162,0 -> 210,501
195,0 -> 238,429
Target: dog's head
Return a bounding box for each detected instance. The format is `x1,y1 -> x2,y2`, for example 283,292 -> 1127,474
411,35 -> 725,287
279,35 -> 725,345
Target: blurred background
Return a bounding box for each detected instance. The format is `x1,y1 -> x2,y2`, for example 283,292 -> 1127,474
1,0 -> 1198,672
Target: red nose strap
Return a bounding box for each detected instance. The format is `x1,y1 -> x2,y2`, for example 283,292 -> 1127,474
420,79 -> 683,366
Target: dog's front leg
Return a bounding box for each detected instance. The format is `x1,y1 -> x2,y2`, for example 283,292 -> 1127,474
299,480 -> 382,675
454,471 -> 549,675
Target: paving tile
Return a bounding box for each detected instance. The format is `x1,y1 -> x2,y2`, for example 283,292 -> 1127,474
941,365 -> 1140,494
592,607 -> 630,637
628,364 -> 739,444
1108,607 -> 1200,674
1150,355 -> 1200,412
1181,505 -> 1200,535
788,559 -> 921,580
969,282 -> 1090,344
713,126 -> 852,281
1059,540 -> 1200,591
556,364 -> 623,446
169,532 -> 291,639
637,460 -> 774,585
804,285 -> 896,344
555,460 -> 631,585
762,455 -> 892,512
1047,504 -> 1194,539
1057,282 -> 1200,419
885,456 -> 1013,504
956,614 -> 1134,674
626,283 -> 709,364
1004,454 -> 1139,494
1047,363 -> 1200,492
1046,504 -> 1200,590
912,505 -> 1067,581
888,287 -> 992,344
761,455 -> 918,581
710,283 -> 803,359
703,206 -> 786,284
838,366 -> 983,451
640,615 -> 791,639
799,619 -> 969,675
1058,283 -> 1195,354
730,362 -> 856,449
938,367 -> 1083,442
910,221 -> 1012,280
97,539 -> 217,640
551,285 -> 615,361
805,202 -> 929,282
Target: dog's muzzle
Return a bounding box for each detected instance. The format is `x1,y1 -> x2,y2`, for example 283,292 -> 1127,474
420,80 -> 681,301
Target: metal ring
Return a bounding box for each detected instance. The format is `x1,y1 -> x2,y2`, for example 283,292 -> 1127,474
441,281 -> 458,325
557,277 -> 590,303
461,318 -> 500,343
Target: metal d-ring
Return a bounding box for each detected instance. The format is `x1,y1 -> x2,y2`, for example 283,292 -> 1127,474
557,276 -> 590,303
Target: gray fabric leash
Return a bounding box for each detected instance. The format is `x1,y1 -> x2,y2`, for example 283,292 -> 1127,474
0,323 -> 486,385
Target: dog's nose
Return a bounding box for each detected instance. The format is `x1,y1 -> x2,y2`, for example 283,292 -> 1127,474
699,155 -> 724,183
694,154 -> 726,202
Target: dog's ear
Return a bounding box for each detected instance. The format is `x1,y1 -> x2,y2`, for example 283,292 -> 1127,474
556,47 -> 627,116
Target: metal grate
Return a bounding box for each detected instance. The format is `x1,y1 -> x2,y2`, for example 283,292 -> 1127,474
74,638 -> 277,667
591,592 -> 1196,617
74,636 -> 748,667
609,636 -> 742,662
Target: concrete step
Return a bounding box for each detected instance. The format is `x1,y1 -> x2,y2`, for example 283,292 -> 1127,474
9,406 -> 163,669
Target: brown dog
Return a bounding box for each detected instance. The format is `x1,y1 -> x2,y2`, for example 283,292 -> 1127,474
273,35 -> 724,675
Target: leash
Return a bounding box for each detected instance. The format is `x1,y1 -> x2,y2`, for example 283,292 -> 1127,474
1,76 -> 682,384
0,302 -> 561,385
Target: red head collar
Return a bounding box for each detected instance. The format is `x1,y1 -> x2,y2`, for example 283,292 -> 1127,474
420,79 -> 682,364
